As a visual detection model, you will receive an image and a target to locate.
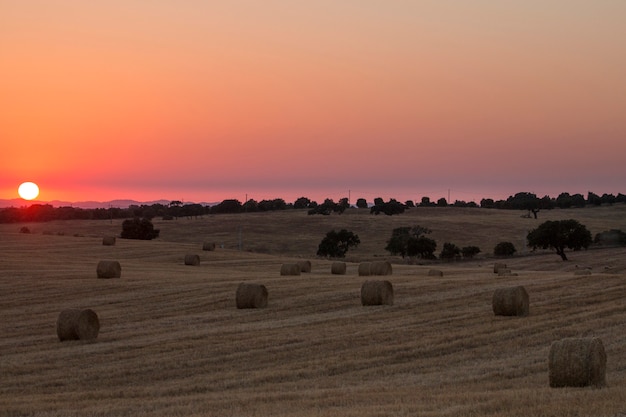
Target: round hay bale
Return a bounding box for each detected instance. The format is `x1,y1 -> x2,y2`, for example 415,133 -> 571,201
56,309 -> 100,341
549,337 -> 606,388
184,254 -> 200,266
236,283 -> 268,309
331,262 -> 347,275
428,269 -> 443,277
492,285 -> 529,316
102,236 -> 116,246
361,280 -> 394,306
493,262 -> 507,274
202,242 -> 216,251
370,261 -> 392,276
358,262 -> 371,276
96,260 -> 121,279
280,263 -> 301,276
296,260 -> 312,273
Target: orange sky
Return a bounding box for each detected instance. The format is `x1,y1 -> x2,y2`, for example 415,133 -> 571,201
2,1 -> 625,205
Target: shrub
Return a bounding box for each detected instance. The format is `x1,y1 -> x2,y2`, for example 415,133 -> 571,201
494,241 -> 517,257
594,229 -> 626,246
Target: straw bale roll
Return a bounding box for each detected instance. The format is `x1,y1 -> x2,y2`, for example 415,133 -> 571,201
56,308 -> 100,341
280,263 -> 301,276
370,261 -> 392,276
296,260 -> 312,273
102,236 -> 116,246
358,262 -> 371,276
202,242 -> 216,251
549,337 -> 606,388
361,280 -> 394,306
236,283 -> 268,309
493,262 -> 507,274
428,269 -> 443,277
331,262 -> 347,275
492,286 -> 529,316
96,260 -> 121,279
184,254 -> 200,266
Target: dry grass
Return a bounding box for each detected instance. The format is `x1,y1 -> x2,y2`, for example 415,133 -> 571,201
1,205 -> 625,416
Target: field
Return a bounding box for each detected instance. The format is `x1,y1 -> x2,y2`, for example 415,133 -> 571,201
1,205 -> 625,416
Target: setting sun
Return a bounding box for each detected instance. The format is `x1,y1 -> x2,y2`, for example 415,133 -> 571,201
18,182 -> 40,201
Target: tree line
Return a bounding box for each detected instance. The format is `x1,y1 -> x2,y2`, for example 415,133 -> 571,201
1,191 -> 624,223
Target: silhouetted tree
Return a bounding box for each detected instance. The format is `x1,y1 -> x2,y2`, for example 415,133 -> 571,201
439,242 -> 461,261
461,246 -> 481,259
494,241 -> 517,257
293,197 -> 312,209
385,226 -> 435,258
316,229 -> 360,258
120,217 -> 160,240
527,219 -> 592,261
356,198 -> 368,209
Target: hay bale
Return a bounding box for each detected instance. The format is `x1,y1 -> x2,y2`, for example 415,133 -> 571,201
235,283 -> 268,309
56,309 -> 100,341
492,285 -> 529,316
184,254 -> 200,266
202,242 -> 216,251
296,260 -> 312,273
358,262 -> 371,276
96,260 -> 121,279
102,236 -> 116,246
428,269 -> 443,277
331,262 -> 347,275
371,261 -> 392,276
361,280 -> 394,306
280,263 -> 301,276
494,262 -> 507,274
549,337 -> 606,388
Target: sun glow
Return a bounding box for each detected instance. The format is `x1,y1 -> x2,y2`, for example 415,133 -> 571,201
18,182 -> 40,200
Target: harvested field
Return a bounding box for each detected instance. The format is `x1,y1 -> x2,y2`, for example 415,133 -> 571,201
1,205 -> 625,416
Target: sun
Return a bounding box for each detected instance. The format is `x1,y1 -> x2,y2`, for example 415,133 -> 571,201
18,182 -> 40,201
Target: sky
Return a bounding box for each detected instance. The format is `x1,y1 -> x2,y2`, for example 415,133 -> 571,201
2,1 -> 625,205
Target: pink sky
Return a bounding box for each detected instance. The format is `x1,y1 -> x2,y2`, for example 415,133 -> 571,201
1,1 -> 625,205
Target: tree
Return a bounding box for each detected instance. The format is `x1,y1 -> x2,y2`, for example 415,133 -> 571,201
439,242 -> 460,261
316,229 -> 360,258
407,235 -> 437,259
356,198 -> 368,209
461,246 -> 481,259
293,197 -> 312,209
494,241 -> 516,257
121,217 -> 160,240
371,199 -> 406,215
211,199 -> 242,214
527,219 -> 592,261
385,226 -> 435,258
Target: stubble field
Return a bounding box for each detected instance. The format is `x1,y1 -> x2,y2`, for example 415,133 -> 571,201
1,205 -> 625,416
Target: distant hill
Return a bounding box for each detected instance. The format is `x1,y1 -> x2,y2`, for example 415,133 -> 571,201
0,198 -> 215,209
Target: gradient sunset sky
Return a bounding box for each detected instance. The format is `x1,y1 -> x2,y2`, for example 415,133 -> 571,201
2,1 -> 625,205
